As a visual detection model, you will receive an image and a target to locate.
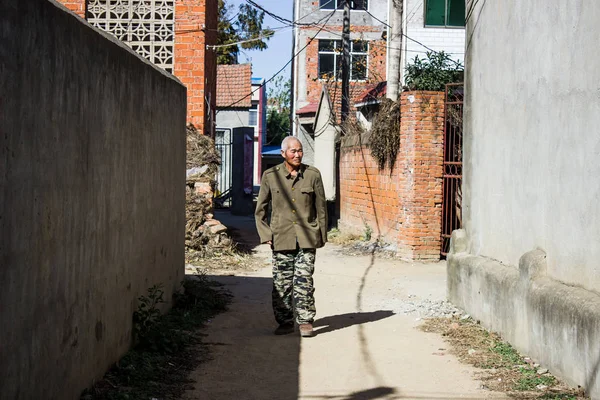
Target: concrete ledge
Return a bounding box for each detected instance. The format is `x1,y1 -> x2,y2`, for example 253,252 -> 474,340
448,230 -> 600,399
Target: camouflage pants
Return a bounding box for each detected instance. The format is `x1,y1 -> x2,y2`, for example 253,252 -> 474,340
272,248 -> 316,325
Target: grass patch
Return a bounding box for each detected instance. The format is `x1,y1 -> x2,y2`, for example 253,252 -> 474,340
81,275 -> 232,400
327,228 -> 362,245
515,368 -> 557,391
420,317 -> 588,399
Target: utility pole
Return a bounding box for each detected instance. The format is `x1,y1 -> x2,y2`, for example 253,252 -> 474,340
341,0 -> 350,124
386,0 -> 403,101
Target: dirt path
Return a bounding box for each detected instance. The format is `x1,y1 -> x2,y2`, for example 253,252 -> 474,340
184,212 -> 507,400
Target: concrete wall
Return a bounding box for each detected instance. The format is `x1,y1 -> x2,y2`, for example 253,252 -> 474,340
0,1 -> 186,399
450,0 -> 600,397
313,95 -> 338,202
216,109 -> 250,129
401,0 -> 465,81
463,0 -> 600,293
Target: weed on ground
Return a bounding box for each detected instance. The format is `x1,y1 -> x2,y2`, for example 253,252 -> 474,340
420,317 -> 588,399
327,228 -> 362,246
81,276 -> 232,400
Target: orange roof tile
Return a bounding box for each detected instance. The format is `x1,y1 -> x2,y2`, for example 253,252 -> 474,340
216,64 -> 253,108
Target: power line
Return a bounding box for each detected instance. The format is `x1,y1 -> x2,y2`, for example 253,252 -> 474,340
245,0 -> 336,27
217,9 -> 337,110
207,27 -> 292,49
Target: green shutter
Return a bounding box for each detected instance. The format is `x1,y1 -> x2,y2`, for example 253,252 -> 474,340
425,0 -> 446,26
447,0 -> 465,26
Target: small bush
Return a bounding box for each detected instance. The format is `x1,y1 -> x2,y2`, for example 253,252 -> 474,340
404,51 -> 464,92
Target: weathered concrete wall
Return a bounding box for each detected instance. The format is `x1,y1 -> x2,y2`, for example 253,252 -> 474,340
216,109 -> 250,129
0,1 -> 186,399
313,94 -> 338,202
297,125 -> 316,166
448,231 -> 600,399
452,0 -> 600,397
463,0 -> 600,295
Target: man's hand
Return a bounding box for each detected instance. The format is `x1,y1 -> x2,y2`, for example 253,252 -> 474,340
265,240 -> 272,245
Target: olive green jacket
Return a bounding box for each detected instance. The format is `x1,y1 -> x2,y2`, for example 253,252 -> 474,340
255,163 -> 328,251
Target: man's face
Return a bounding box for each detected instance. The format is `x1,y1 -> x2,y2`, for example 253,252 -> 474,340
282,140 -> 303,168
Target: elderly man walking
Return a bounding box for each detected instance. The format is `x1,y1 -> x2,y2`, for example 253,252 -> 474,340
255,136 -> 328,337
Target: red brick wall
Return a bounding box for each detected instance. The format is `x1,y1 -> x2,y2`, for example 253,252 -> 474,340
339,92 -> 445,261
60,0 -> 85,18
175,0 -> 217,136
339,143 -> 401,243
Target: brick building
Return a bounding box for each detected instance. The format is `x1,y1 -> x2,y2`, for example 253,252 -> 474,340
291,0 -> 389,135
59,0 -> 218,136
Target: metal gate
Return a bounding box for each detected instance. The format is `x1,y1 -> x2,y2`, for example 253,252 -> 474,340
214,128 -> 233,207
441,83 -> 464,257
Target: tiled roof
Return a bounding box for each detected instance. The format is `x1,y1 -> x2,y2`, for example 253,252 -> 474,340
355,81 -> 387,104
216,64 -> 252,108
296,102 -> 319,115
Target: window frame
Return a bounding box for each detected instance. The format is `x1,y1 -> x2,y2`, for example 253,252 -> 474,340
317,39 -> 369,82
319,0 -> 369,12
248,107 -> 258,127
424,0 -> 465,28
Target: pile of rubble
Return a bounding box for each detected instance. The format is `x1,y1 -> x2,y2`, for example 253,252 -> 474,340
185,125 -> 232,263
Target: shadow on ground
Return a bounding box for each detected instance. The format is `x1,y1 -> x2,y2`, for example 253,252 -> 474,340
314,311 -> 395,335
215,209 -> 262,253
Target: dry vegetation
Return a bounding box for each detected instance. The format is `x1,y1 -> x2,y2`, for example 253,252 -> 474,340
420,317 -> 588,400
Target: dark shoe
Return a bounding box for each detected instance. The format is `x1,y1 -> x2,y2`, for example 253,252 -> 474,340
274,322 -> 295,335
299,323 -> 315,338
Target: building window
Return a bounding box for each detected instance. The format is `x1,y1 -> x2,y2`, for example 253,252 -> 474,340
318,40 -> 368,81
86,0 -> 175,73
249,107 -> 258,126
319,0 -> 368,11
425,0 -> 465,27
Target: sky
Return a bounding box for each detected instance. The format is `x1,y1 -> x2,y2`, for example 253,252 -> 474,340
228,0 -> 294,85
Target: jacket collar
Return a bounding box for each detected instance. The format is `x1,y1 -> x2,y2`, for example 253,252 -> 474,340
278,162 -> 306,179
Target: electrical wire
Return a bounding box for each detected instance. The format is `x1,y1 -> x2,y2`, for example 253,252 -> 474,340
207,27 -> 292,49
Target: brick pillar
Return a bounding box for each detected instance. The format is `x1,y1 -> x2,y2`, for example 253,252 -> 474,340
59,0 -> 86,18
396,91 -> 445,261
175,0 -> 217,136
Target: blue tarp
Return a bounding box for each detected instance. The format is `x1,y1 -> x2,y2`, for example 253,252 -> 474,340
262,145 -> 281,156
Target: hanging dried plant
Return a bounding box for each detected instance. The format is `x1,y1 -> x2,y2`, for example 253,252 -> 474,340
368,99 -> 401,170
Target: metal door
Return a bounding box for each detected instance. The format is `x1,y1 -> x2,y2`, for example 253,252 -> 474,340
441,83 -> 464,257
214,128 -> 233,207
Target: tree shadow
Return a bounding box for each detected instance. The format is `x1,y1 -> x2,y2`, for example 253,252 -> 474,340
313,311 -> 395,335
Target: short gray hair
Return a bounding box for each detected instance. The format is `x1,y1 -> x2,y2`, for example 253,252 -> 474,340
281,136 -> 302,152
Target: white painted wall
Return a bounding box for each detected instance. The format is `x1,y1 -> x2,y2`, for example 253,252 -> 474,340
313,96 -> 338,201
464,0 -> 600,292
401,0 -> 465,81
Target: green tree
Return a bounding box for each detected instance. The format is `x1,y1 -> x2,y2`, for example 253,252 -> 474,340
266,108 -> 291,146
217,0 -> 274,65
267,76 -> 291,112
404,51 -> 464,91
266,77 -> 292,145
